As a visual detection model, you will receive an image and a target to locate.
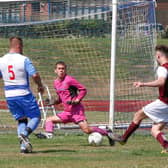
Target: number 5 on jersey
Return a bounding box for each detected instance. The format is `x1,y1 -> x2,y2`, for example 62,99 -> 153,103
8,65 -> 15,80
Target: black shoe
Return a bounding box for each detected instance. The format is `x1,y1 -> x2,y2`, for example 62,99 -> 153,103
35,132 -> 53,139
106,128 -> 115,146
20,148 -> 30,154
107,135 -> 115,146
20,141 -> 32,154
35,132 -> 47,139
110,133 -> 126,145
19,134 -> 32,153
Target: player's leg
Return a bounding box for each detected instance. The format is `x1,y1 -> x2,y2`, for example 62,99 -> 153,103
35,115 -> 62,139
78,120 -> 110,135
79,122 -> 109,136
17,118 -> 28,153
18,93 -> 42,153
42,115 -> 63,138
19,116 -> 40,153
73,105 -> 109,135
17,118 -> 28,136
122,109 -> 147,142
78,120 -> 115,146
37,111 -> 71,139
111,109 -> 147,145
6,98 -> 32,153
73,105 -> 115,145
151,123 -> 168,153
144,99 -> 168,153
22,94 -> 41,136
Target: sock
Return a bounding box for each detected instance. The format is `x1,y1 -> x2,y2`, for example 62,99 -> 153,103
17,121 -> 27,137
45,121 -> 54,133
122,121 -> 139,142
23,117 -> 40,136
156,132 -> 168,149
91,126 -> 108,136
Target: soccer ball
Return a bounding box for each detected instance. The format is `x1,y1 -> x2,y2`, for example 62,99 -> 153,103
88,132 -> 103,146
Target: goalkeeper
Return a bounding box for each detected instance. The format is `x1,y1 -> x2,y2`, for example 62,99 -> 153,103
111,45 -> 168,153
39,61 -> 114,146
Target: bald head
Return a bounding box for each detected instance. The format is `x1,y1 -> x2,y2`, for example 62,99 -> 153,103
9,37 -> 23,54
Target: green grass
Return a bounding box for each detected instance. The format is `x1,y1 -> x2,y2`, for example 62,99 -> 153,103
0,35 -> 168,167
0,133 -> 167,168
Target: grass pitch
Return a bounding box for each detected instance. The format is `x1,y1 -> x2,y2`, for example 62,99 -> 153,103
0,36 -> 167,168
0,132 -> 168,168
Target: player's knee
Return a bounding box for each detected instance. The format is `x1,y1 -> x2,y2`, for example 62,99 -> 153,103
151,126 -> 159,138
18,118 -> 28,124
151,129 -> 154,137
46,117 -> 54,123
133,110 -> 144,124
46,115 -> 61,124
151,128 -> 158,138
133,112 -> 140,123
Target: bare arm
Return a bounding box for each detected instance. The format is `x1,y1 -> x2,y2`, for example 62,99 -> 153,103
133,77 -> 166,88
32,73 -> 45,94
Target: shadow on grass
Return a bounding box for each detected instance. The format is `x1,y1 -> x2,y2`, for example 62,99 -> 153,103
33,149 -> 77,154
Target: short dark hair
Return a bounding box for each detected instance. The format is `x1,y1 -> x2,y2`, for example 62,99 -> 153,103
155,45 -> 168,58
9,36 -> 23,47
10,36 -> 22,43
55,61 -> 67,69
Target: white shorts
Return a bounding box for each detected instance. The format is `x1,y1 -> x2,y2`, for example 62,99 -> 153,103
143,99 -> 168,123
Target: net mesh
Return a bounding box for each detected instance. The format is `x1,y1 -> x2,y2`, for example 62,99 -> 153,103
0,0 -> 156,132
114,0 -> 157,130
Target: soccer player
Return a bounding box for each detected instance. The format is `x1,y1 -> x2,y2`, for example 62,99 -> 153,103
111,45 -> 168,153
0,37 -> 44,153
39,61 -> 114,146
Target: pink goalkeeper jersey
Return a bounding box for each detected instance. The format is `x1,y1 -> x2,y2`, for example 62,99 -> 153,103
54,74 -> 87,112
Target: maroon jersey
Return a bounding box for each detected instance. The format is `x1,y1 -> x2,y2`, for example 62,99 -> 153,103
159,63 -> 168,104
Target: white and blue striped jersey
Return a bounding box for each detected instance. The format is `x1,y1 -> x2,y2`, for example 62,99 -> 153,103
0,53 -> 37,98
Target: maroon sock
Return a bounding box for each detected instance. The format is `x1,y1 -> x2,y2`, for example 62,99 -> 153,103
122,122 -> 139,142
156,132 -> 168,148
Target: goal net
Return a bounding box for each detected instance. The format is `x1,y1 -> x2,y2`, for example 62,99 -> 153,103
0,0 -> 156,132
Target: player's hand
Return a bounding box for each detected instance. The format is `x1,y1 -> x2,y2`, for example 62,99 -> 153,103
133,81 -> 144,88
38,86 -> 45,94
44,98 -> 56,106
44,98 -> 50,105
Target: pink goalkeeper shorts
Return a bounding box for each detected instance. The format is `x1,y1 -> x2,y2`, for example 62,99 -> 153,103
57,105 -> 86,124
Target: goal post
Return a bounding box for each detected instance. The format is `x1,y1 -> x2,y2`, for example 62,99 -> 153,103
109,0 -> 117,130
0,0 -> 156,133
110,0 -> 157,131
